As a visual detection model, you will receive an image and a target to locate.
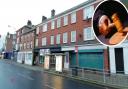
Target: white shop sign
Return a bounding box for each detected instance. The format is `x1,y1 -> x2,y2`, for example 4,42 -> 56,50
40,49 -> 50,55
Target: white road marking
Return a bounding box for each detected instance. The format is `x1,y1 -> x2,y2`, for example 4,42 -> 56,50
44,84 -> 56,89
17,73 -> 34,81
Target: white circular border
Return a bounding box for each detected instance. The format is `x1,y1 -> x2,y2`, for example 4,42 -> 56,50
92,0 -> 128,47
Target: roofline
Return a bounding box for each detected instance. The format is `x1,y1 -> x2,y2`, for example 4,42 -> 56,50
36,0 -> 102,26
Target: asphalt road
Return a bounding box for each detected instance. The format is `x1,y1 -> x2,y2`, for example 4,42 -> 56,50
0,60 -> 116,89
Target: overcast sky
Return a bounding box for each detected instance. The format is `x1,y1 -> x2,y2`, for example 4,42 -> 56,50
0,0 -> 87,36
0,0 -> 87,49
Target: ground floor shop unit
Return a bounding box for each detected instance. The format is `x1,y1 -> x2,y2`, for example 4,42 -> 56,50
33,47 -> 65,72
3,51 -> 13,59
109,41 -> 128,74
17,51 -> 33,65
62,45 -> 109,72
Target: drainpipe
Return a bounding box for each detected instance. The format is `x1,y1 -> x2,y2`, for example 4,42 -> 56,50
32,27 -> 36,65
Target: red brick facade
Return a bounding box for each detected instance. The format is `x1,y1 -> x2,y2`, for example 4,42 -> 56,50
36,2 -> 99,48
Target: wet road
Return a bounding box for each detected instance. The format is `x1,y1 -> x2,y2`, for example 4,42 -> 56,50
0,60 -> 116,89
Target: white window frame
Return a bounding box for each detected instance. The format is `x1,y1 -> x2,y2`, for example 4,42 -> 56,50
63,15 -> 68,26
36,27 -> 40,34
43,24 -> 47,32
71,12 -> 76,23
57,18 -> 61,28
17,37 -> 19,43
56,34 -> 60,44
71,31 -> 76,42
50,36 -> 54,45
24,43 -> 26,49
17,32 -> 19,36
30,41 -> 33,48
42,37 -> 47,46
51,21 -> 55,30
83,5 -> 94,20
83,27 -> 95,41
36,39 -> 38,47
63,32 -> 68,43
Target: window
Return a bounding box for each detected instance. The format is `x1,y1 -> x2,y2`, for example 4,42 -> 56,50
83,5 -> 94,20
51,21 -> 55,29
36,39 -> 38,47
42,37 -> 47,46
63,15 -> 68,26
24,43 -> 26,49
17,32 -> 20,36
43,24 -> 47,32
17,38 -> 19,43
30,41 -> 32,48
71,31 -> 76,42
27,42 -> 29,49
71,12 -> 76,23
36,27 -> 40,34
63,32 -> 68,43
83,27 -> 95,41
57,18 -> 61,28
50,36 -> 54,45
56,34 -> 60,44
20,44 -> 22,50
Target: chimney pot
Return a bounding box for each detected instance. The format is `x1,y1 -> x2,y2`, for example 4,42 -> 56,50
51,9 -> 55,17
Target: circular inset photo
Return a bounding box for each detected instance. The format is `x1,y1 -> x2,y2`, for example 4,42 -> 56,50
92,0 -> 128,46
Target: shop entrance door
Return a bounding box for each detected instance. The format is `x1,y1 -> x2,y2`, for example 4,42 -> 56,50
115,48 -> 124,74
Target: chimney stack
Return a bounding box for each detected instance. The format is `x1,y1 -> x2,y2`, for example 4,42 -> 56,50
51,9 -> 55,17
27,20 -> 32,26
42,16 -> 47,22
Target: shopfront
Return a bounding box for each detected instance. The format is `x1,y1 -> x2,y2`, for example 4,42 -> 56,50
17,51 -> 33,65
62,45 -> 108,71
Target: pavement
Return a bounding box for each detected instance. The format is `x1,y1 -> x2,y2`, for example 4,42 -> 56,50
0,59 -> 120,89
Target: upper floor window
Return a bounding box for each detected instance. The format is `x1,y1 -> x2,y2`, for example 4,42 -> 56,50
17,38 -> 19,43
50,36 -> 54,45
35,39 -> 38,47
56,34 -> 60,44
42,37 -> 47,46
24,43 -> 26,49
63,32 -> 68,43
83,27 -> 95,41
17,32 -> 20,36
71,31 -> 76,42
83,5 -> 94,20
51,21 -> 55,30
36,27 -> 40,34
30,41 -> 33,48
43,24 -> 47,32
63,15 -> 68,26
27,42 -> 29,49
71,12 -> 76,23
57,18 -> 61,28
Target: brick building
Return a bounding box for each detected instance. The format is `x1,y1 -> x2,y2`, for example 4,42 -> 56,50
34,0 -> 110,72
4,32 -> 16,59
16,20 -> 36,65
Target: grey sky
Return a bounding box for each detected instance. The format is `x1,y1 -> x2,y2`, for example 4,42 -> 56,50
0,0 -> 87,49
